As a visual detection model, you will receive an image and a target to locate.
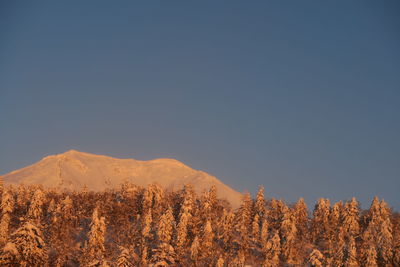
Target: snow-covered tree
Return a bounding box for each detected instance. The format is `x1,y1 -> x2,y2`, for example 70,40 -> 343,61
27,189 -> 45,224
364,246 -> 378,267
150,242 -> 176,267
251,213 -> 261,243
293,197 -> 309,240
311,198 -> 331,257
83,207 -> 106,265
344,236 -> 359,267
0,190 -> 14,215
220,209 -> 234,247
116,246 -> 132,267
342,198 -> 360,239
260,219 -> 269,244
175,207 -> 190,253
157,207 -> 174,244
190,236 -> 200,264
234,192 -> 253,251
0,221 -> 48,266
216,255 -> 224,267
360,225 -> 378,267
377,199 -> 393,266
309,248 -> 324,267
0,190 -> 14,246
255,185 -> 266,218
201,220 -> 214,262
280,206 -> 298,264
151,207 -> 176,266
262,230 -> 280,267
0,242 -> 20,266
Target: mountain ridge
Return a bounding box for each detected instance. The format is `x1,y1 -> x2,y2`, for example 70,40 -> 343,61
1,150 -> 243,208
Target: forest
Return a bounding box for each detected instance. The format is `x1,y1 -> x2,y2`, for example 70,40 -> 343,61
0,182 -> 398,267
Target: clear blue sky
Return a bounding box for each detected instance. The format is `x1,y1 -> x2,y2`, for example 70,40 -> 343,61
1,1 -> 399,209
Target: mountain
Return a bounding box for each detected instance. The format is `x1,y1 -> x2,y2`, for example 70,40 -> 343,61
1,150 -> 242,208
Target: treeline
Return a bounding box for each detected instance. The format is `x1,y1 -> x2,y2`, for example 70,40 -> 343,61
0,183 -> 399,267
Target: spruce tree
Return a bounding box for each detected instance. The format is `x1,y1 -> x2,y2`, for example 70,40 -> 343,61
116,246 -> 132,267
262,230 -> 280,267
309,248 -> 324,267
84,207 -> 107,266
0,221 -> 48,266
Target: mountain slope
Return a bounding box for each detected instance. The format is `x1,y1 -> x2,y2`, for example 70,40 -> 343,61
1,150 -> 242,208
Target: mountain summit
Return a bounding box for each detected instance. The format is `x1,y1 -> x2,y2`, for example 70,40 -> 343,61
1,150 -> 242,207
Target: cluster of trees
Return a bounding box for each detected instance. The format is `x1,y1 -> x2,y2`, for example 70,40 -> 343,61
0,182 -> 398,267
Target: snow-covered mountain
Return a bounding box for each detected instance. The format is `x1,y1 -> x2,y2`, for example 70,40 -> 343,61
1,150 -> 242,208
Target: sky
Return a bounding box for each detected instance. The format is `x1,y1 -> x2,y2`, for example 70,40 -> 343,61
1,1 -> 399,210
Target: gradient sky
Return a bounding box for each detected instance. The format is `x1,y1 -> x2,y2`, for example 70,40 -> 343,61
1,1 -> 399,209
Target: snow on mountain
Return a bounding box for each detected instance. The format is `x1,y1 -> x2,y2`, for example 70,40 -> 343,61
1,150 -> 242,208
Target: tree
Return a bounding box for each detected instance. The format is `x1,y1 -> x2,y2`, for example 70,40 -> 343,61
216,255 -> 224,267
255,186 -> 266,218
377,200 -> 393,266
151,207 -> 176,267
27,189 -> 45,224
261,230 -> 280,267
280,206 -> 298,265
233,192 -> 253,252
0,190 -> 14,246
344,236 -> 359,267
150,243 -> 176,267
83,207 -> 107,266
157,207 -> 174,244
311,198 -> 331,257
175,207 -> 190,255
116,246 -> 132,267
309,248 -> 324,267
342,198 -> 360,239
0,221 -> 48,267
190,236 -> 200,265
200,220 -> 214,262
360,225 -> 378,267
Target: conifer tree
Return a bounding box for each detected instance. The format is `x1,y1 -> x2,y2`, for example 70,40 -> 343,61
140,209 -> 152,267
175,207 -> 190,255
393,226 -> 400,267
280,206 -> 298,264
293,197 -> 309,240
344,236 -> 359,267
190,235 -> 200,265
151,242 -> 176,267
364,246 -> 378,267
309,248 -> 324,267
0,190 -> 14,215
157,207 -> 174,244
27,189 -> 45,224
255,185 -> 266,218
84,207 -> 107,266
0,221 -> 48,267
234,192 -> 253,252
217,208 -> 234,255
262,230 -> 280,267
266,198 -> 286,231
260,219 -> 269,244
116,246 -> 132,267
251,213 -> 261,243
377,200 -> 393,266
151,207 -> 176,267
0,190 -> 14,246
201,220 -> 214,263
360,225 -> 378,267
342,198 -> 360,239
0,242 -> 20,266
311,198 -> 331,257
216,255 -> 225,267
